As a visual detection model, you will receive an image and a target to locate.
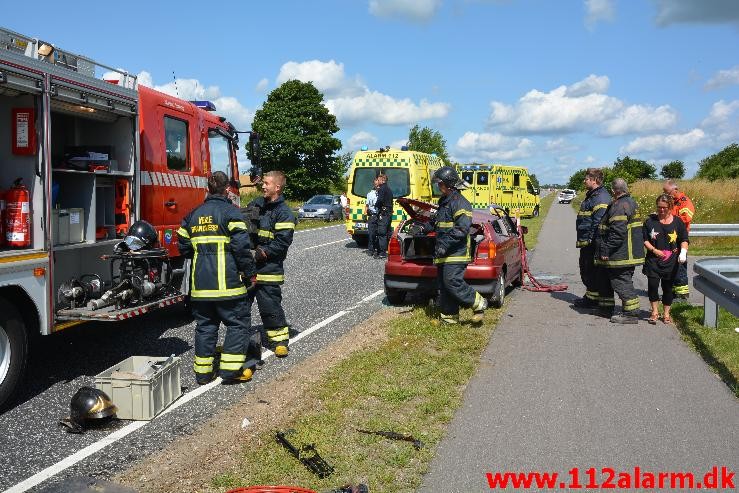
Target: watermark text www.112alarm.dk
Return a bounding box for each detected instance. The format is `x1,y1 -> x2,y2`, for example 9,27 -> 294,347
485,466 -> 734,490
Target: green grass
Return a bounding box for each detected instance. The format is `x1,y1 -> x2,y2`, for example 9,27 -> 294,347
519,193 -> 555,250
211,306 -> 502,492
671,304 -> 739,397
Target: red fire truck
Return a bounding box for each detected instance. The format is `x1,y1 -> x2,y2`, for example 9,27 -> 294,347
0,27 -> 258,408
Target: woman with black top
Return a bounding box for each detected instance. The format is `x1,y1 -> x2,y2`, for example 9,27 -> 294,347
642,193 -> 689,324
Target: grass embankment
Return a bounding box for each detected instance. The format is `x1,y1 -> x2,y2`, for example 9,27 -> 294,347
212,307 -> 502,492
671,305 -> 739,397
519,193 -> 555,250
570,179 -> 739,255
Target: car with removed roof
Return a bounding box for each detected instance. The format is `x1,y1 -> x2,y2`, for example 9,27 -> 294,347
383,198 -> 524,308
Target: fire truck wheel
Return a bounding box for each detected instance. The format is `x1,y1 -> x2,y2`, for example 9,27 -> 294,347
489,275 -> 506,309
0,298 -> 28,411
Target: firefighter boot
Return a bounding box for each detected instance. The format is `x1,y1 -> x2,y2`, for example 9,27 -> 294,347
610,312 -> 639,325
274,345 -> 289,357
471,293 -> 488,323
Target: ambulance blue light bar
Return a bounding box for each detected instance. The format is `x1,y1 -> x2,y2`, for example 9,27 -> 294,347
190,100 -> 217,111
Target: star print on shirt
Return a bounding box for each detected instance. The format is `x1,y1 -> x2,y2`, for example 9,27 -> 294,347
667,230 -> 678,244
649,228 -> 659,240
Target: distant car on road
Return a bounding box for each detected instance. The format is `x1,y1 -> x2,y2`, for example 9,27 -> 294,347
298,195 -> 344,221
558,189 -> 577,204
383,198 -> 524,308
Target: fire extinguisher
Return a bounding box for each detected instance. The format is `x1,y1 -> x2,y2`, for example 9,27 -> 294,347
0,191 -> 6,247
5,178 -> 31,248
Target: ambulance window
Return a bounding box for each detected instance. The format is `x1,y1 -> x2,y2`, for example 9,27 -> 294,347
477,172 -> 489,185
432,180 -> 442,197
351,168 -> 410,198
513,173 -> 520,187
462,171 -> 474,184
208,129 -> 232,176
164,117 -> 189,171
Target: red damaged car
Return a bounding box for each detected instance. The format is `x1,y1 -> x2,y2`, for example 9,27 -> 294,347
384,198 -> 524,307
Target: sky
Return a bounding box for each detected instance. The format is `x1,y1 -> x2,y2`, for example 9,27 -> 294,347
4,0 -> 739,184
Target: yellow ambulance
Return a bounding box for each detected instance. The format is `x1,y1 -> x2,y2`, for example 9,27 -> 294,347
345,146 -> 444,246
457,164 -> 541,217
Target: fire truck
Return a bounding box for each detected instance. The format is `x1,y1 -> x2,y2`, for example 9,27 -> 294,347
0,27 -> 258,409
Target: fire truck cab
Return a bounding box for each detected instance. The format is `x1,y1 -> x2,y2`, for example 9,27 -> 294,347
0,27 -> 254,409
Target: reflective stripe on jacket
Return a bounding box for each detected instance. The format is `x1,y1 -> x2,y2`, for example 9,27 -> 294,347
576,185 -> 611,248
671,191 -> 695,232
178,195 -> 255,300
434,190 -> 473,265
595,193 -> 645,268
248,195 -> 296,284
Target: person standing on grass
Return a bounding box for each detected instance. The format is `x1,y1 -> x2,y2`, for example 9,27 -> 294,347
642,194 -> 689,325
663,179 -> 695,300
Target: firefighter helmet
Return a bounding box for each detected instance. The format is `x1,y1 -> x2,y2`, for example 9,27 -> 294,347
124,220 -> 158,251
60,387 -> 117,433
432,166 -> 466,189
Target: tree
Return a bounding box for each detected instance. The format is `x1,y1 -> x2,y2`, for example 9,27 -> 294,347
567,169 -> 587,191
611,156 -> 657,182
697,143 -> 739,180
529,173 -> 540,189
660,160 -> 685,179
249,80 -> 342,200
407,125 -> 449,163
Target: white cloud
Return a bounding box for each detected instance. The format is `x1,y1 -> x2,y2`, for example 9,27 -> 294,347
585,0 -> 615,29
255,78 -> 269,92
653,0 -> 739,26
455,131 -> 535,161
705,65 -> 739,91
545,138 -> 579,153
118,70 -> 254,130
620,129 -> 706,157
347,131 -> 379,150
276,60 -> 450,126
369,0 -> 442,21
487,74 -> 677,136
390,139 -> 409,149
701,99 -> 739,141
584,155 -> 596,164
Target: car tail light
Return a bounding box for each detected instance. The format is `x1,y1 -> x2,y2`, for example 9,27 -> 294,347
477,240 -> 496,259
388,236 -> 401,256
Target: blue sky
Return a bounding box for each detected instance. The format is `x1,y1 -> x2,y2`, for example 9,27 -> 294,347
4,0 -> 738,184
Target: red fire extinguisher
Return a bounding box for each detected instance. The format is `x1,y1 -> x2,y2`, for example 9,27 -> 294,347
0,191 -> 6,247
5,178 -> 31,248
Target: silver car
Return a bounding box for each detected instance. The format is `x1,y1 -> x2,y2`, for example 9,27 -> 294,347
298,194 -> 344,221
558,189 -> 576,204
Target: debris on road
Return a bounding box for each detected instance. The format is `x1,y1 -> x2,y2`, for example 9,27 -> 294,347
276,429 -> 335,478
355,428 -> 424,450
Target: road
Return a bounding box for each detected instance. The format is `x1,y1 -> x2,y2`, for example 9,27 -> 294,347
420,201 -> 739,492
0,223 -> 388,492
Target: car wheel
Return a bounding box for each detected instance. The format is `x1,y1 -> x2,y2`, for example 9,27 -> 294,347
385,286 -> 407,306
0,298 -> 28,411
489,275 -> 506,308
327,212 -> 335,222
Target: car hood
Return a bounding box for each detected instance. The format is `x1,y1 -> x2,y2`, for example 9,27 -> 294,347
397,197 -> 437,222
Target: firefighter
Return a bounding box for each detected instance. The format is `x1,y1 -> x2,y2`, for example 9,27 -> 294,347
245,170 -> 296,357
663,179 -> 695,299
574,168 -> 611,309
177,171 -> 256,384
432,166 -> 487,324
595,178 -> 645,324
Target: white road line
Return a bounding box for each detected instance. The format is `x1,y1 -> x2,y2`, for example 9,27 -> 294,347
302,238 -> 349,251
2,290 -> 383,493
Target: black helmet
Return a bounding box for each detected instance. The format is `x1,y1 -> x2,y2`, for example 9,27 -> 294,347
432,166 -> 466,189
124,220 -> 158,251
59,387 -> 117,433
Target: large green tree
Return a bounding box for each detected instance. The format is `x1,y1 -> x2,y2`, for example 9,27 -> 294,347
697,143 -> 739,180
529,173 -> 540,189
407,124 -> 449,163
250,80 -> 342,199
567,169 -> 587,191
660,160 -> 685,179
611,156 -> 657,182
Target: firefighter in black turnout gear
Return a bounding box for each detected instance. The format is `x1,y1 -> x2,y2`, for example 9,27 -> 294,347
432,166 -> 487,324
574,168 -> 611,308
244,170 -> 296,357
178,171 -> 256,384
595,178 -> 645,324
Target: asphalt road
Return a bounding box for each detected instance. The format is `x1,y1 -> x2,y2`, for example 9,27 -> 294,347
420,201 -> 739,492
0,223 -> 388,492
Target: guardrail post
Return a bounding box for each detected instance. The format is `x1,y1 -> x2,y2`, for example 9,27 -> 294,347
703,295 -> 718,328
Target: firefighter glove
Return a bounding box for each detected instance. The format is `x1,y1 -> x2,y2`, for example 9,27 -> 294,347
678,248 -> 688,264
255,246 -> 268,261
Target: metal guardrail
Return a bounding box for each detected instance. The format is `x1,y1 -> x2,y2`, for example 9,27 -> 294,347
690,224 -> 739,237
692,257 -> 739,328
